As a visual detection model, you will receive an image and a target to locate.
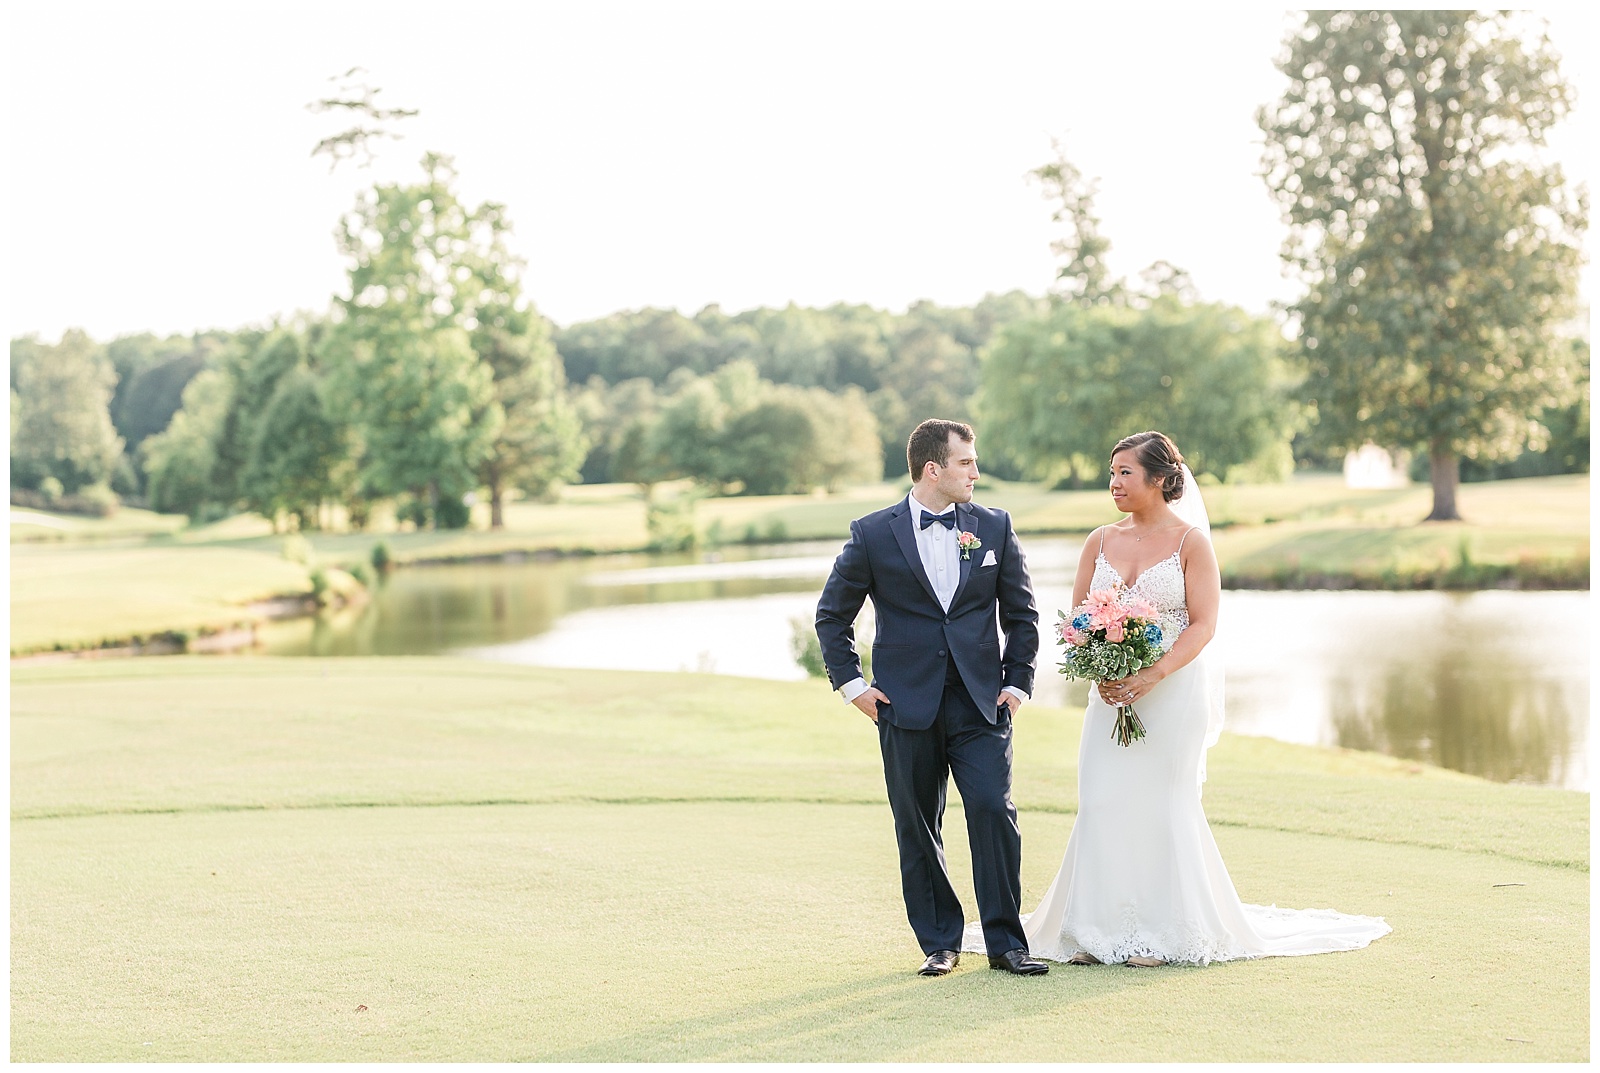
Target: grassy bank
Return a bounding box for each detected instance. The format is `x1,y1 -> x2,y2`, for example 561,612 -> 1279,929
8,544 -> 312,655
15,474 -> 1591,566
1204,474 -> 1590,589
10,658 -> 1588,1061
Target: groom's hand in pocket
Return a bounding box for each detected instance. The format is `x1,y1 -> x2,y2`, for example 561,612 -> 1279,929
996,691 -> 1022,717
852,687 -> 891,723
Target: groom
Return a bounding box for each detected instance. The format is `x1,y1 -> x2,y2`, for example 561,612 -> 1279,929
815,419 -> 1046,977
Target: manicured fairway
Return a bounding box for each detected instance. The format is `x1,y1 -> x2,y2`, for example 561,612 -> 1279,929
9,658 -> 1587,1061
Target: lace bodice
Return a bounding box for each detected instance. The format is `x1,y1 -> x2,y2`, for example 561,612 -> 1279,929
1092,543 -> 1191,650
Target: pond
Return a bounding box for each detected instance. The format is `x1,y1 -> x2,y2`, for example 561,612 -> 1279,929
259,538 -> 1590,791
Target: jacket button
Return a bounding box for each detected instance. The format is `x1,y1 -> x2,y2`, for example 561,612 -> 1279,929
937,649 -> 947,657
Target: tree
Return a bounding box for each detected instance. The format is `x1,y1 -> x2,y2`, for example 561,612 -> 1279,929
551,295 -> 1053,481
752,304 -> 838,387
648,370 -> 732,487
306,67 -> 418,171
573,376 -> 663,487
551,296 -> 1054,484
10,330 -> 124,496
987,140 -> 1288,487
717,396 -> 818,495
1258,11 -> 1587,520
326,324 -> 498,527
475,315 -> 586,521
210,328 -> 301,507
978,298 -> 1299,485
577,359 -> 882,498
1455,335 -> 1590,480
333,152 -> 576,527
105,332 -> 216,471
141,369 -> 231,517
1032,141 -> 1122,306
801,385 -> 882,491
241,366 -> 353,530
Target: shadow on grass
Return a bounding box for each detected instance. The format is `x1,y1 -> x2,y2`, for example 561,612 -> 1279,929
538,959 -> 1173,1061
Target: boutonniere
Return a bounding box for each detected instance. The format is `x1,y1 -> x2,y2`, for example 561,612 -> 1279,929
957,531 -> 982,560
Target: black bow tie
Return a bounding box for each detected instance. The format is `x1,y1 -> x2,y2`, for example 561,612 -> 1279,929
920,510 -> 956,531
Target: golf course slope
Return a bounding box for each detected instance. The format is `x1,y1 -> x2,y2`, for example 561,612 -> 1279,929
10,658 -> 1588,1061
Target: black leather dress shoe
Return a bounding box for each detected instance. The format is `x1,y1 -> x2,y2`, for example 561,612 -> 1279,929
918,950 -> 960,976
988,949 -> 1049,975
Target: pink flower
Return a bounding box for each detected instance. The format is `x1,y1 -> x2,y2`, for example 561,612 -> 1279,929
1063,626 -> 1087,646
1088,603 -> 1128,631
1121,594 -> 1157,621
1084,588 -> 1127,629
1105,621 -> 1125,643
1085,588 -> 1120,610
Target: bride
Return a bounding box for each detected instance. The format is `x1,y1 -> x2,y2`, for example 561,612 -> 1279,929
967,430 -> 1391,967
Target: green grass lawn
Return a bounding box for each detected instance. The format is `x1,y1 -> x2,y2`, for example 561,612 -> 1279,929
18,475 -> 1587,570
8,545 -> 312,654
10,658 -> 1587,1061
9,505 -> 191,543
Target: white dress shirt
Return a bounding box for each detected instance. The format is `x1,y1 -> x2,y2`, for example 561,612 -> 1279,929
913,494 -> 962,611
839,491 -> 1028,706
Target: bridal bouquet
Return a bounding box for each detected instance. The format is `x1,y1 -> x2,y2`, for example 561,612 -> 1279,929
1057,589 -> 1165,746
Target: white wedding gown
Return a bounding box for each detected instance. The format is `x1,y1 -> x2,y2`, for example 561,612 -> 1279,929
965,549 -> 1391,965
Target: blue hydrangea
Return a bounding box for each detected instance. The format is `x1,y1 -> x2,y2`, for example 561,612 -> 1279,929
1072,613 -> 1091,631
1144,623 -> 1162,644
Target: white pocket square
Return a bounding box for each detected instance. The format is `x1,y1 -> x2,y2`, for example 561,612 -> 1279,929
981,550 -> 997,567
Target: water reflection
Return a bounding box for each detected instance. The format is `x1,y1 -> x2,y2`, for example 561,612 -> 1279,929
1208,589 -> 1589,790
1326,632 -> 1583,788
262,543 -> 840,658
259,539 -> 1589,790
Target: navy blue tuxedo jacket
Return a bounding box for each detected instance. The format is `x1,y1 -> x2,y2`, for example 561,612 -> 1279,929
815,497 -> 1039,730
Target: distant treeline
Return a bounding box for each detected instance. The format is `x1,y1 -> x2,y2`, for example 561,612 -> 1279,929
562,293 -> 1046,486
14,289 -> 1587,530
9,292 -> 1046,526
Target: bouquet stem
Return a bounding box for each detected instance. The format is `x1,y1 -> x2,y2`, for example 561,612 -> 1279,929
1111,704 -> 1146,747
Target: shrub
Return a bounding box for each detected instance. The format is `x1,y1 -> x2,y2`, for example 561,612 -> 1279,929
790,617 -> 827,678
282,534 -> 314,565
646,496 -> 697,551
789,617 -> 871,679
435,494 -> 472,529
11,481 -> 120,517
309,566 -> 329,604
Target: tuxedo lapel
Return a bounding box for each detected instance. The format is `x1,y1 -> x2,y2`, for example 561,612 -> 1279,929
950,502 -> 975,608
890,500 -> 941,609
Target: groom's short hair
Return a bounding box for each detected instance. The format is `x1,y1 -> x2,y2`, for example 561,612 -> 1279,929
907,419 -> 975,481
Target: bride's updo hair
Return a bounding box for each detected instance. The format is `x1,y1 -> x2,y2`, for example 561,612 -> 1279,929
1111,431 -> 1185,502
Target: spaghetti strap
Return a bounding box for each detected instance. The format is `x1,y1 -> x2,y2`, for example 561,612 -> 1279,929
1097,526 -> 1107,554
1177,525 -> 1200,553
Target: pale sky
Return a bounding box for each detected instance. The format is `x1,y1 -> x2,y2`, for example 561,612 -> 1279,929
6,2 -> 1592,342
